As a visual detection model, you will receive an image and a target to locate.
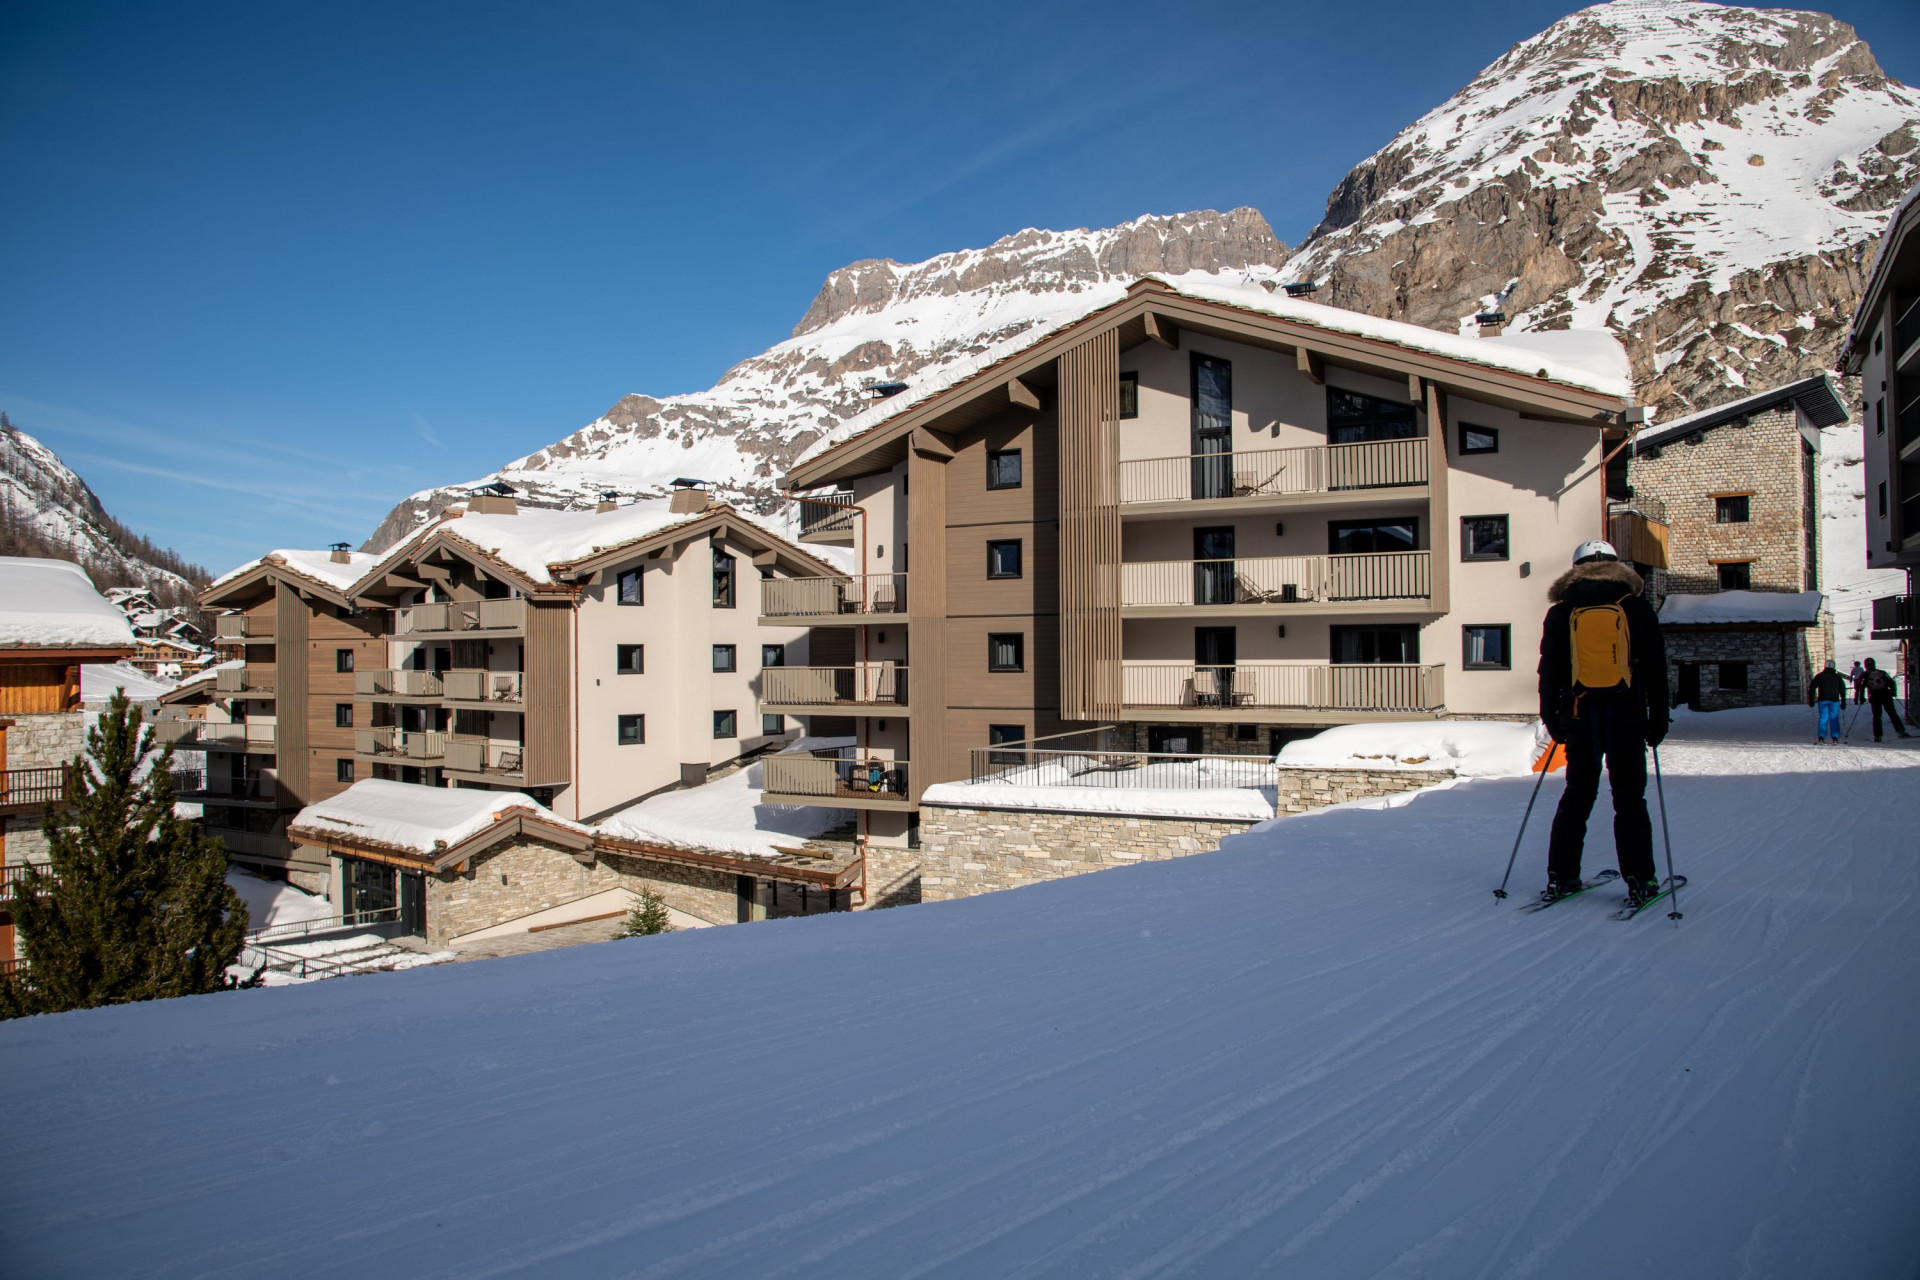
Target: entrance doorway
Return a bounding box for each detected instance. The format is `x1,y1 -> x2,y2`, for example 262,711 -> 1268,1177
1148,725 -> 1201,757
1676,662 -> 1701,710
1195,626 -> 1238,706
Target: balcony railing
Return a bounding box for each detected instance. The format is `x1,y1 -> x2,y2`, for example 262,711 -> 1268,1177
395,598 -> 526,636
798,492 -> 858,540
761,573 -> 908,619
762,754 -> 909,800
215,666 -> 276,695
0,766 -> 70,812
967,744 -> 1274,790
201,720 -> 278,750
188,774 -> 278,802
1121,551 -> 1431,608
355,727 -> 446,761
214,614 -> 274,641
356,669 -> 444,698
762,664 -> 906,707
442,669 -> 524,703
1118,438 -> 1428,506
1122,662 -> 1444,713
209,828 -> 298,860
444,734 -> 523,774
1871,594 -> 1920,637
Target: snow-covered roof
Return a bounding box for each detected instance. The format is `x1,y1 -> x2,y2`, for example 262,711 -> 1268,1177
81,662 -> 176,704
1659,590 -> 1825,626
598,737 -> 855,858
794,273 -> 1631,470
162,657 -> 242,702
921,778 -> 1275,822
1636,375 -> 1848,453
289,779 -> 593,860
0,557 -> 138,651
210,547 -> 380,595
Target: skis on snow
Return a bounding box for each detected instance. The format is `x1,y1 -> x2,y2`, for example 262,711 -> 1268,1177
1516,869 -> 1620,912
1609,875 -> 1688,922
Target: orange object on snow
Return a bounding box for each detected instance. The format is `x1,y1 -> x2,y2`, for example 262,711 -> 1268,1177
1532,742 -> 1567,772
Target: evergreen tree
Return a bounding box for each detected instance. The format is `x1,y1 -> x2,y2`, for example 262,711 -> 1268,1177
0,691 -> 251,1018
622,887 -> 673,937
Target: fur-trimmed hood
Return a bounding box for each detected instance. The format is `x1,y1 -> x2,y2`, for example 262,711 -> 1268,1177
1547,559 -> 1644,603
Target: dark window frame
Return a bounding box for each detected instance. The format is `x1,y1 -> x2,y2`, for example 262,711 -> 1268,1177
1714,494 -> 1751,524
1329,624 -> 1421,664
712,547 -> 737,609
712,643 -> 737,673
1460,514 -> 1510,562
336,758 -> 355,783
1716,561 -> 1753,590
1717,661 -> 1749,691
1462,624 -> 1512,671
336,648 -> 355,673
986,448 -> 1023,490
1326,386 -> 1420,445
1458,422 -> 1499,455
986,539 -> 1023,580
762,712 -> 785,736
987,723 -> 1027,765
987,632 -> 1025,673
1328,516 -> 1420,556
713,709 -> 737,739
617,567 -> 643,606
761,643 -> 785,668
335,703 -> 354,729
616,643 -> 644,674
617,713 -> 645,746
1119,372 -> 1139,419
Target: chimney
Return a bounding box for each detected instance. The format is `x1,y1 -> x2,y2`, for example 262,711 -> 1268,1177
1474,311 -> 1506,338
328,542 -> 352,565
596,490 -> 620,514
669,477 -> 711,515
468,481 -> 519,515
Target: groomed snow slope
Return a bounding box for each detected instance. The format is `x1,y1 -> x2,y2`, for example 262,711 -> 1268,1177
2,708 -> 1918,1278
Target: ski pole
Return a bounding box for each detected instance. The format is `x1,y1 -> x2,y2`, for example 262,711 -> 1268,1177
1494,738 -> 1555,900
1652,745 -> 1682,921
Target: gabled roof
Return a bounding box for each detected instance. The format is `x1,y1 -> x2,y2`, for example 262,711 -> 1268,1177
1659,590 -> 1825,626
1634,374 -> 1848,455
203,547 -> 380,609
288,779 -> 595,871
787,277 -> 1634,488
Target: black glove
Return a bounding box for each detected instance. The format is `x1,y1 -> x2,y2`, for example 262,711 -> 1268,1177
1542,718 -> 1564,745
1645,718 -> 1668,749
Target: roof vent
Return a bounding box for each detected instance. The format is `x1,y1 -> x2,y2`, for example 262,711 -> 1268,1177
1475,311 -> 1506,337
669,477 -> 711,515
468,480 -> 519,515
1282,281 -> 1317,298
862,380 -> 908,400
596,489 -> 621,514
328,541 -> 353,564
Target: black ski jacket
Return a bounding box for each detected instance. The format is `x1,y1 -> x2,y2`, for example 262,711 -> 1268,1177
1809,668 -> 1848,705
1537,560 -> 1668,743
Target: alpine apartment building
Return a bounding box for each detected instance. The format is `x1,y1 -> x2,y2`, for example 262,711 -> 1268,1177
755,277 -> 1638,840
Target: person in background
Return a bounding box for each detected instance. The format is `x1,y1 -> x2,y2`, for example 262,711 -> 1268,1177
1862,658 -> 1910,742
1809,660 -> 1847,744
1851,659 -> 1868,706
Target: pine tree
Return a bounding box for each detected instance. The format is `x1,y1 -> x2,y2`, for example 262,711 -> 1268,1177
0,691 -> 252,1018
622,887 -> 673,937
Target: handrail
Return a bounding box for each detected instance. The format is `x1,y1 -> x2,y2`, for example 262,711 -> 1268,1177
760,573 -> 907,619
0,766 -> 71,809
762,664 -> 906,706
1120,551 -> 1431,607
1118,438 -> 1427,505
1120,662 -> 1444,712
246,905 -> 402,945
968,745 -> 1274,789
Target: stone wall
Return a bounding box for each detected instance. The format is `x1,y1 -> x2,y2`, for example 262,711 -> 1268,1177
1273,766 -> 1455,815
1666,625 -> 1822,710
1,816 -> 51,866
423,837 -> 737,946
3,712 -> 87,770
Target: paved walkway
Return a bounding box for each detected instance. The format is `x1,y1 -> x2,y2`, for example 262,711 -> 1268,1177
446,915 -> 630,962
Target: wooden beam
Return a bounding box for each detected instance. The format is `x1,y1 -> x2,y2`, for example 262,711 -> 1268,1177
1006,377 -> 1042,413
910,427 -> 955,460
751,550 -> 778,566
1144,312 -> 1178,350
1408,373 -> 1424,404
416,564 -> 451,581
1296,347 -> 1324,385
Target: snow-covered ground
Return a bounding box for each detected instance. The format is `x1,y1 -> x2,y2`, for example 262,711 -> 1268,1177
1275,719 -> 1542,776
1820,419 -> 1906,671
224,869 -> 332,931
3,707 -> 1917,1277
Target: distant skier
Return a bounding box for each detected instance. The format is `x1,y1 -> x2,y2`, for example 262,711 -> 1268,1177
1851,659 -> 1868,707
1537,540 -> 1669,908
1809,660 -> 1847,744
1862,658 -> 1910,742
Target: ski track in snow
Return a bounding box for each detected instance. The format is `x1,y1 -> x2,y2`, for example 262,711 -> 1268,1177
1,709 -> 1918,1278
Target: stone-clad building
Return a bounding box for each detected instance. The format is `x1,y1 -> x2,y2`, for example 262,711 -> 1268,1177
1626,376 -> 1845,708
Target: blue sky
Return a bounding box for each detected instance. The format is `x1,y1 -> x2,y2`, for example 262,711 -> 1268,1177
4,1 -> 1917,575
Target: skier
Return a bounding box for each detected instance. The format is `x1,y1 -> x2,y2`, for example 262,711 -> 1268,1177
1537,539 -> 1669,908
1862,658 -> 1910,742
1851,659 -> 1868,706
1808,659 -> 1847,744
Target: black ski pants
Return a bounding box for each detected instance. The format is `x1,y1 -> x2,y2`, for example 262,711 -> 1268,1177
1870,695 -> 1906,739
1547,697 -> 1656,888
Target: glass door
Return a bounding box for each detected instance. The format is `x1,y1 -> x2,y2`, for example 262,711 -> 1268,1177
1195,626 -> 1238,706
1190,355 -> 1233,499
1193,526 -> 1237,605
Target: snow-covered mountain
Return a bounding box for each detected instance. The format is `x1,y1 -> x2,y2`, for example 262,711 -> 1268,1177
366,0 -> 1920,553
0,414 -> 206,600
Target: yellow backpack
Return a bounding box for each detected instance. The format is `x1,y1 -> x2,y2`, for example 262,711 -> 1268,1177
1570,600 -> 1632,689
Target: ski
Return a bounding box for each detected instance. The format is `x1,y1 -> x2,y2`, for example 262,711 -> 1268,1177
1516,869 -> 1620,913
1610,875 -> 1689,921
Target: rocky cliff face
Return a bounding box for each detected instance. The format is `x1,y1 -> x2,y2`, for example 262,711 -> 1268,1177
1283,0 -> 1920,413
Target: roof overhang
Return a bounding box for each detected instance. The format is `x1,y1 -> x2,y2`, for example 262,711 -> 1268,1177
547,506 -> 844,584
288,808 -> 596,873
201,559 -> 359,611
1841,182 -> 1920,373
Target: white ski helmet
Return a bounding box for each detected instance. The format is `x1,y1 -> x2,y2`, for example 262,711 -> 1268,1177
1572,539 -> 1619,565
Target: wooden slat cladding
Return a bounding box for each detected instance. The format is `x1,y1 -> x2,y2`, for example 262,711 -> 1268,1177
523,600 -> 572,796
1425,382 -> 1452,615
906,442 -> 951,797
308,605 -> 387,803
275,583 -> 310,808
1057,327 -> 1123,721
0,663 -> 78,714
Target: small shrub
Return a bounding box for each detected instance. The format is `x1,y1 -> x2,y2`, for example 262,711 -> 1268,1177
622,888 -> 673,937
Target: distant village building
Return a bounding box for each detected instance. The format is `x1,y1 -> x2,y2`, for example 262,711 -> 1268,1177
1626,376 -> 1845,709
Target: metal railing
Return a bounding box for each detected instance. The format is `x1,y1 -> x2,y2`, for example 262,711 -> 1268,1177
1895,294 -> 1920,363
442,669 -> 523,702
1118,438 -> 1428,505
1872,594 -> 1920,637
396,598 -> 526,635
246,905 -> 401,946
1121,662 -> 1445,712
798,492 -> 858,538
444,734 -> 522,774
762,753 -> 909,799
2,862 -> 49,894
215,614 -> 272,640
1609,491 -> 1668,523
761,573 -> 908,619
0,766 -> 70,810
200,720 -> 278,749
356,669 -> 444,697
762,664 -> 906,707
209,827 -> 296,859
216,665 -> 276,694
1121,551 -> 1431,608
967,743 -> 1274,790
186,774 -> 277,801
152,717 -> 200,744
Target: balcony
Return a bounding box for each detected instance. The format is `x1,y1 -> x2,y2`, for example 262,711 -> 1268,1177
442,669 -> 524,704
209,827 -> 299,862
1118,439 -> 1427,511
198,720 -> 278,751
214,614 -> 275,642
444,734 -> 523,777
395,597 -> 526,636
1871,594 -> 1920,637
354,727 -> 446,761
1122,662 -> 1445,717
183,774 -> 278,804
965,736 -> 1273,791
761,753 -> 910,808
761,664 -> 907,712
215,665 -> 276,695
761,573 -> 908,621
1120,552 -> 1432,613
0,766 -> 70,815
797,492 -> 858,545
356,669 -> 444,698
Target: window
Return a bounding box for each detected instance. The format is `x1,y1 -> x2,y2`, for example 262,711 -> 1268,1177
1876,398 -> 1884,436
1458,422 -> 1499,454
1461,515 -> 1509,561
986,539 -> 1023,579
1718,662 -> 1749,691
762,713 -> 785,736
617,567 -> 643,605
617,644 -> 643,674
336,648 -> 355,673
618,714 -> 645,745
1331,625 -> 1419,664
988,723 -> 1026,765
712,644 -> 737,673
1327,387 -> 1418,444
1717,561 -> 1752,590
1192,354 -> 1233,500
335,703 -> 354,729
1715,495 -> 1751,523
987,449 -> 1023,489
1463,625 -> 1512,670
761,643 -> 785,668
988,633 -> 1025,672
1235,723 -> 1259,742
1880,481 -> 1888,518
336,759 -> 355,783
712,547 -> 736,609
713,709 -> 737,739
1119,372 -> 1139,419
1329,517 -> 1418,555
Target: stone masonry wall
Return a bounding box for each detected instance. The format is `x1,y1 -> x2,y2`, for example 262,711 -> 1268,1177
3,712 -> 87,770
424,838 -> 737,946
1666,627 -> 1818,710
1273,767 -> 1455,814
1,816 -> 51,866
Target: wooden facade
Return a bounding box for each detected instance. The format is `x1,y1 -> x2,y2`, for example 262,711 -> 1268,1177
1058,328 -> 1123,721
